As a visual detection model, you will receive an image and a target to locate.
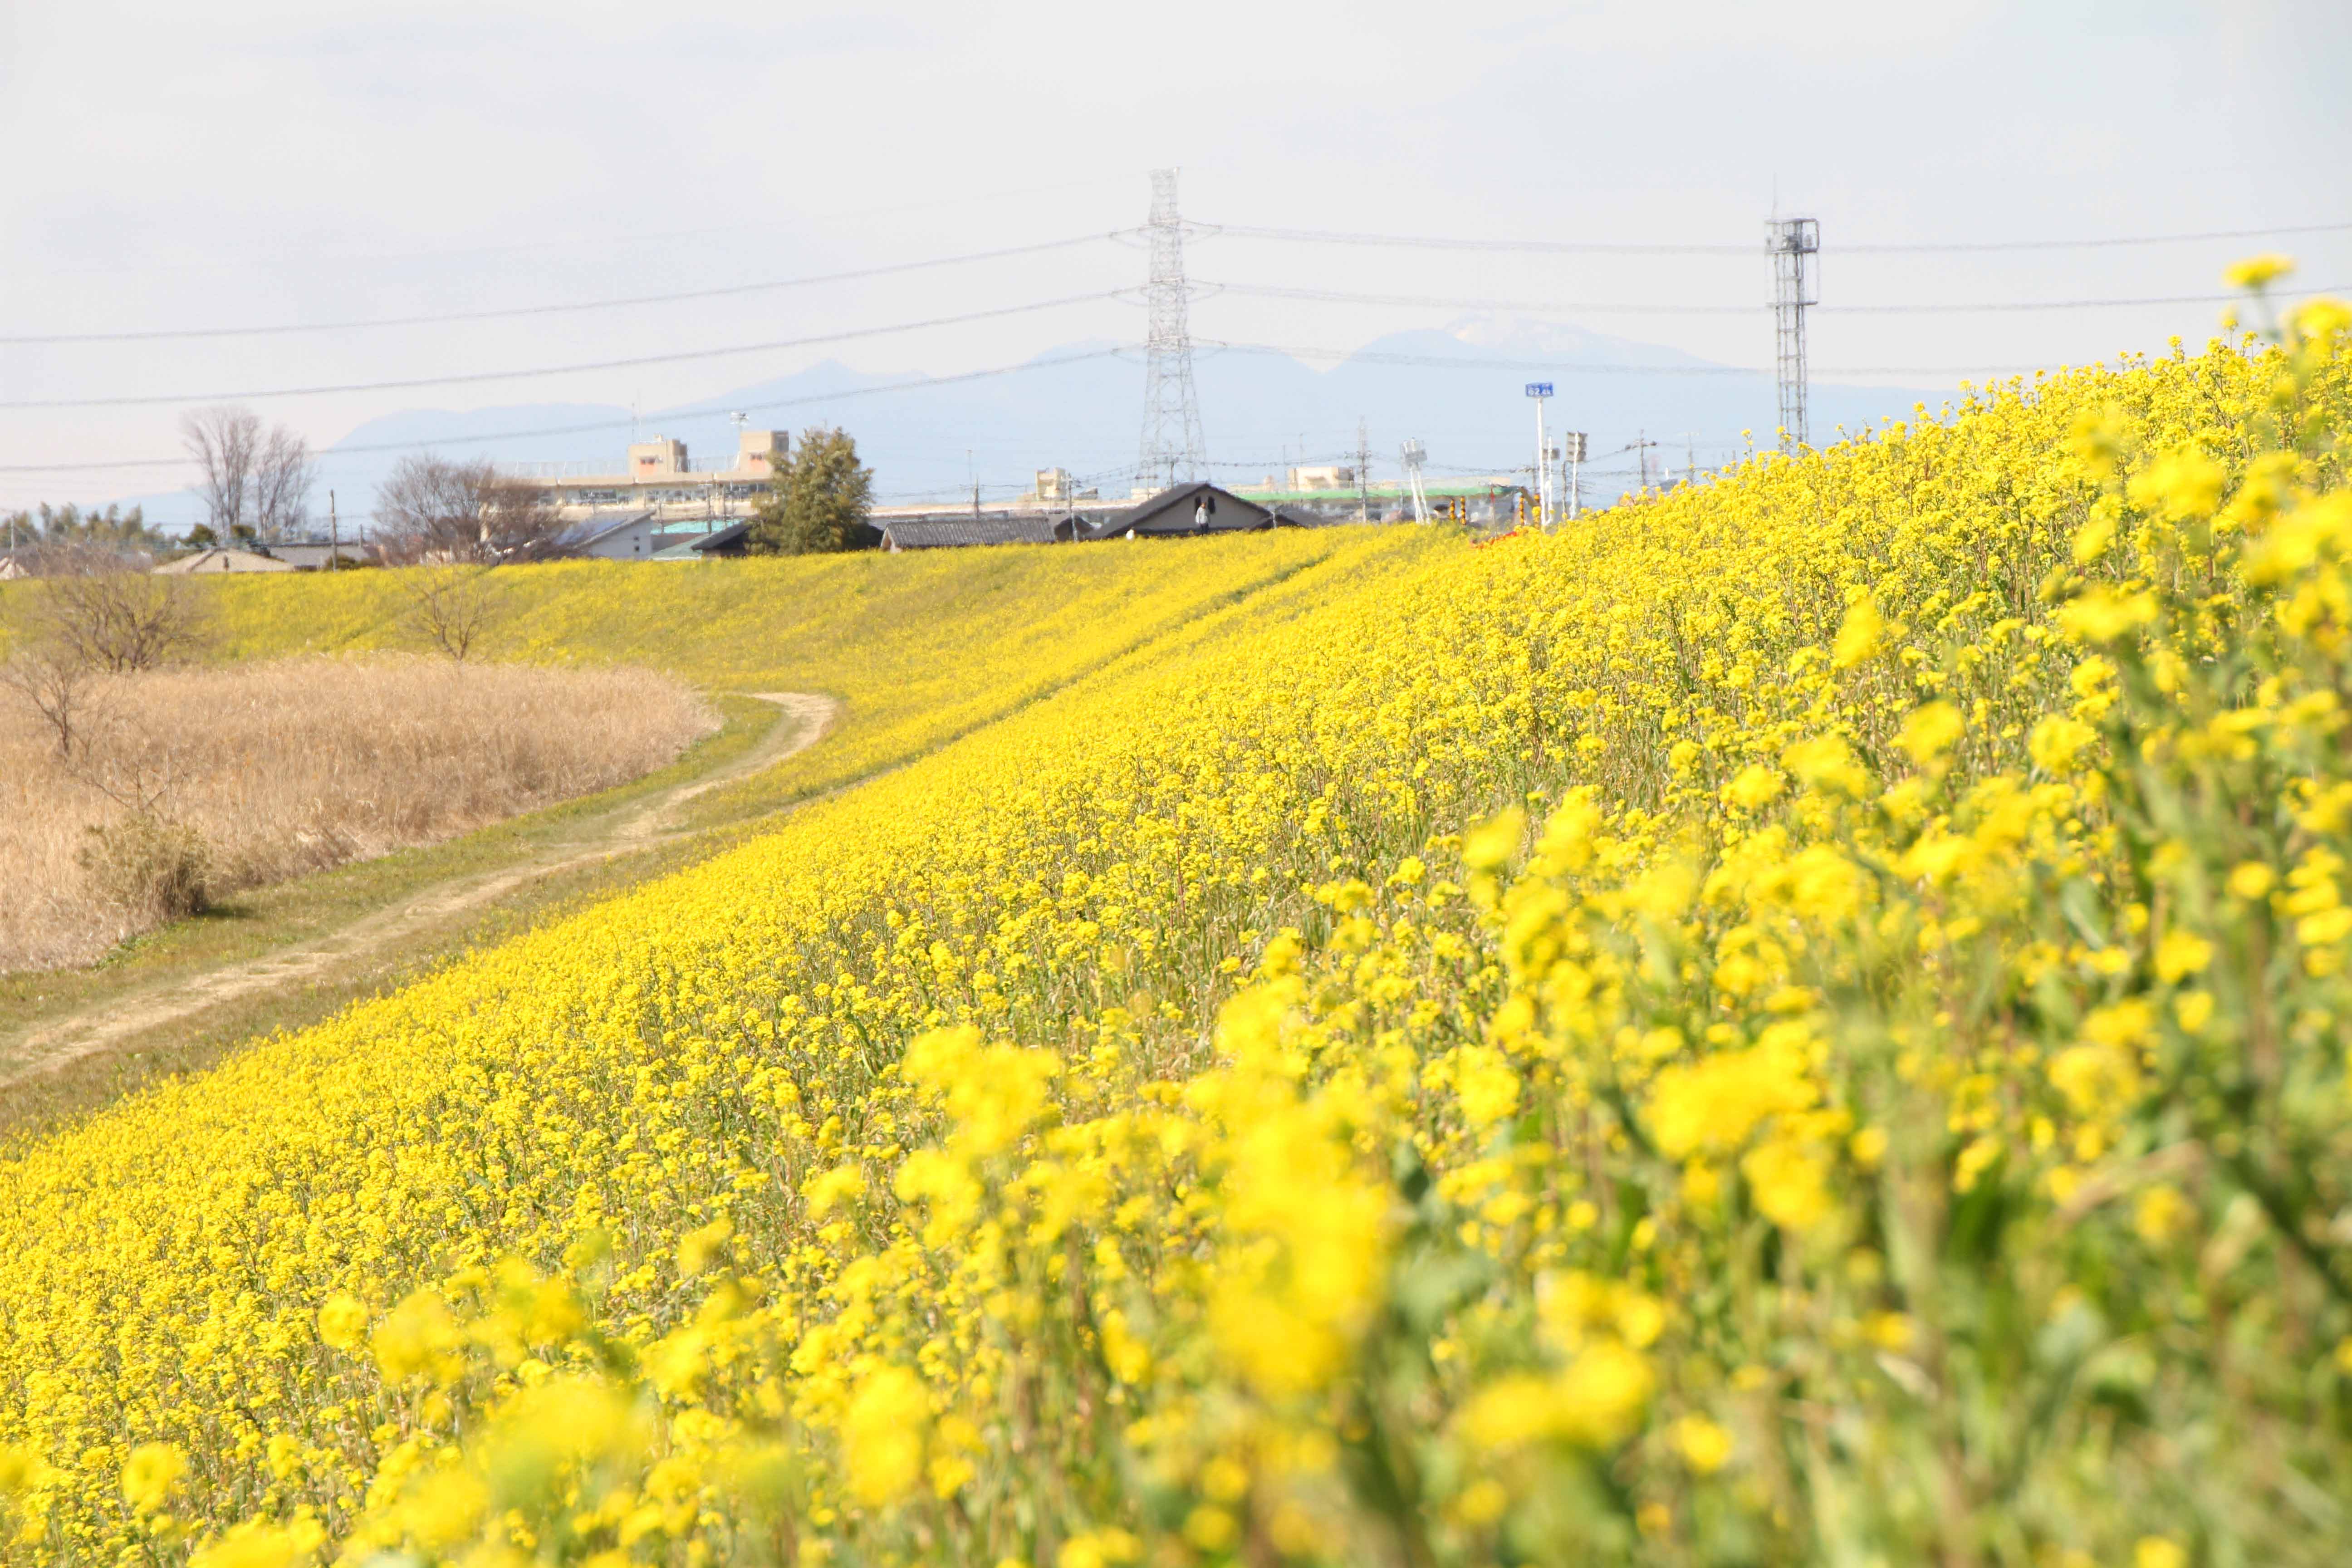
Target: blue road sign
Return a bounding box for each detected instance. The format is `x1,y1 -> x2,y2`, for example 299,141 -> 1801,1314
1525,382 -> 1553,397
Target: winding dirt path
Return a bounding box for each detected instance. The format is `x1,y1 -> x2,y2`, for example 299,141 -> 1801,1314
0,692 -> 838,1092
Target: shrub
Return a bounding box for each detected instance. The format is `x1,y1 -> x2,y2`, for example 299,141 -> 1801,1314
75,813 -> 212,925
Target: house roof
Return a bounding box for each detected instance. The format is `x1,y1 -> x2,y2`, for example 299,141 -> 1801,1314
879,514 -> 1072,550
269,540 -> 372,567
575,509 -> 659,548
1098,482 -> 1274,539
689,521 -> 755,554
153,547 -> 296,574
646,520 -> 757,561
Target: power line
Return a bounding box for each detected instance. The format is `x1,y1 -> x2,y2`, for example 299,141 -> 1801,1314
0,233 -> 1128,346
1841,220 -> 2352,254
0,348 -> 1126,475
0,294 -> 1127,410
1208,280 -> 2337,317
1203,218 -> 2352,257
1203,340 -> 2079,379
1204,341 -> 1761,375
1205,224 -> 1751,255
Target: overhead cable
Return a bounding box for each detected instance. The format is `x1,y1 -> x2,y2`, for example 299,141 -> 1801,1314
0,234 -> 1127,346
1204,225 -> 1750,256
1203,340 -> 2048,378
0,294 -> 1126,411
0,349 -> 1126,474
1204,218 -> 2352,257
1209,281 -> 2337,316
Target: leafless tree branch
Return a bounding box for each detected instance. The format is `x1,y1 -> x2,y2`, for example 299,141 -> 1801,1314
373,454 -> 583,566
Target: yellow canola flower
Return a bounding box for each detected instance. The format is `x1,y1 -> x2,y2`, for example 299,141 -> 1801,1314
189,1517 -> 325,1568
1832,599 -> 1884,669
315,1293 -> 368,1352
2225,253 -> 2293,289
2126,446 -> 2227,522
1900,701 -> 1965,770
1672,1415 -> 1735,1475
2029,715 -> 2099,775
1646,1040 -> 1818,1160
1741,1135 -> 1835,1232
2059,587 -> 2158,645
902,1025 -> 1060,1156
121,1441 -> 187,1517
842,1366 -> 930,1507
1458,1343 -> 1656,1453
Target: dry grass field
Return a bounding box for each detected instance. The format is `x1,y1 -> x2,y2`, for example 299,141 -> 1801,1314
0,655 -> 715,970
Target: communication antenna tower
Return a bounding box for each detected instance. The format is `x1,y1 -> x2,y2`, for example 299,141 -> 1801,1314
1137,169 -> 1207,491
1400,439 -> 1430,523
1766,217 -> 1820,453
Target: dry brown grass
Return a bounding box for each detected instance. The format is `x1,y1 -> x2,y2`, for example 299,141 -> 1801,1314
0,655 -> 716,971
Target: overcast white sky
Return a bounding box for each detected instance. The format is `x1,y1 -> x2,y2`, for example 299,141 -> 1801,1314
4,0 -> 2349,510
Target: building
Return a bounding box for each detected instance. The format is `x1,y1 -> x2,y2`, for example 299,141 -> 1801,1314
515,430 -> 789,524
269,540 -> 373,570
651,521 -> 756,561
573,510 -> 667,561
1093,483 -> 1277,539
1287,463 -> 1354,490
1019,468 -> 1100,505
1234,476 -> 1532,527
154,547 -> 297,574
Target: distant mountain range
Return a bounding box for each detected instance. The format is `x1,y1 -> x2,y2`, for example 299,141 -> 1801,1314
118,317 -> 1956,531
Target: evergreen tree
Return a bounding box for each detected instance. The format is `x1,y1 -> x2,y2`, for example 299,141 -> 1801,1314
749,427 -> 874,555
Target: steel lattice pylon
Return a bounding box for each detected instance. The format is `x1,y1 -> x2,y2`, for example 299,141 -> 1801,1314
1137,169 -> 1206,491
1767,217 -> 1819,453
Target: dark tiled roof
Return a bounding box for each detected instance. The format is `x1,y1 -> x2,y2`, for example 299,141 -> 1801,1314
880,514 -> 1069,550
1099,482 -> 1274,538
688,520 -> 754,554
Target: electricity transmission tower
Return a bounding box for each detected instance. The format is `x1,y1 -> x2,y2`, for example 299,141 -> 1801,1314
1137,169 -> 1207,491
1400,439 -> 1430,523
1766,217 -> 1820,453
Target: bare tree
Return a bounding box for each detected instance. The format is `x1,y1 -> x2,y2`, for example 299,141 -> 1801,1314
253,425 -> 314,544
22,549 -> 209,672
374,454 -> 581,565
482,476 -> 579,562
181,406 -> 265,540
373,453 -> 481,564
0,643 -> 103,759
400,564 -> 508,662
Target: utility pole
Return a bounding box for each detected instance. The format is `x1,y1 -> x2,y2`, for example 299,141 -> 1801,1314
1524,382 -> 1554,529
1137,169 -> 1207,492
1767,217 -> 1820,453
1562,431 -> 1587,521
1631,432 -> 1659,494
1353,419 -> 1372,522
1686,434 -> 1696,489
328,490 -> 339,570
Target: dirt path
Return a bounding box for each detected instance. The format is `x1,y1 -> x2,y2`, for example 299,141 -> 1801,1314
0,692 -> 838,1093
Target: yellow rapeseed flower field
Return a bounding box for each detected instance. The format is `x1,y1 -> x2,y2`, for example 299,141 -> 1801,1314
3,302 -> 2351,1567
151,529 -> 1431,818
